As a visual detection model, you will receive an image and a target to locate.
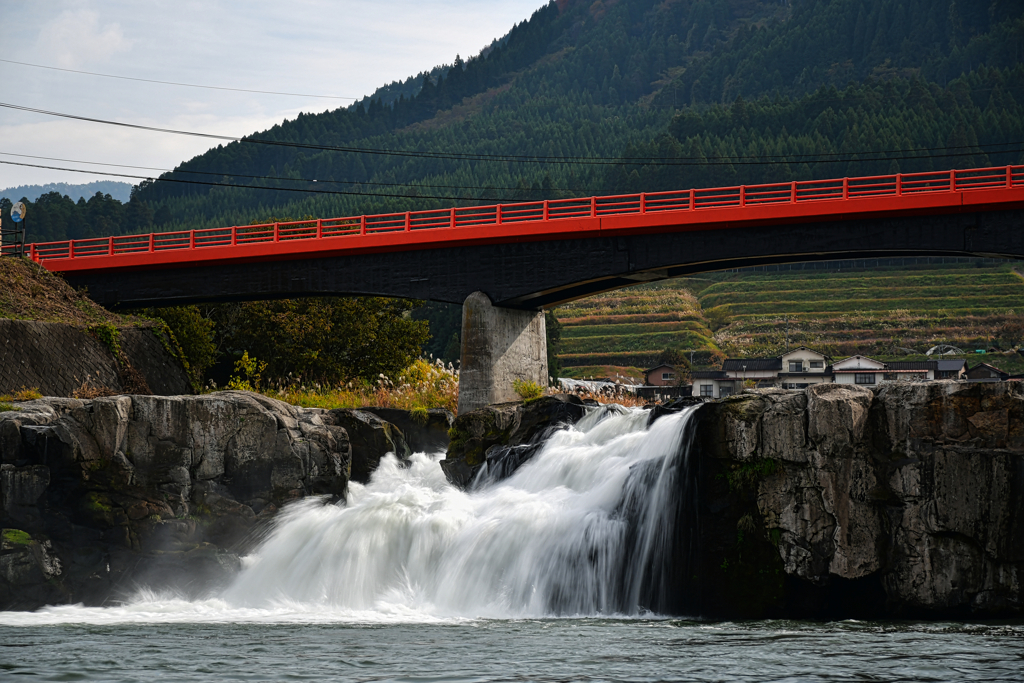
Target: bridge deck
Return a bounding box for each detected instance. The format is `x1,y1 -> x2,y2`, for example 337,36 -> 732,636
13,165 -> 1024,274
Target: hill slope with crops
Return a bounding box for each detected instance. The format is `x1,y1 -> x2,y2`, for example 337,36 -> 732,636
553,258 -> 1024,379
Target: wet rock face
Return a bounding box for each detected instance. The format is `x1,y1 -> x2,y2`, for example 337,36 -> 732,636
361,407 -> 454,455
324,409 -> 411,484
697,381 -> 1024,618
441,394 -> 588,488
0,391 -> 361,609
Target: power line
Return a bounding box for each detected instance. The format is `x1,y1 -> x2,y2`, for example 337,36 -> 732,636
0,58 -> 357,100
2,101 -> 1021,167
0,160 -> 518,202
0,151 -> 574,193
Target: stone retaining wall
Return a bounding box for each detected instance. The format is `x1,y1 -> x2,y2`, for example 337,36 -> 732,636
0,320 -> 190,397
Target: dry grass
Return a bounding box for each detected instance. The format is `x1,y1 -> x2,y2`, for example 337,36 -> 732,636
220,358 -> 461,414
73,381 -> 118,399
0,257 -> 148,327
0,387 -> 43,402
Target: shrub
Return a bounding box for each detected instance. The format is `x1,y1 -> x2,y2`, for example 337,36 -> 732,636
513,378 -> 545,400
88,323 -> 121,356
228,351 -> 268,391
12,387 -> 42,401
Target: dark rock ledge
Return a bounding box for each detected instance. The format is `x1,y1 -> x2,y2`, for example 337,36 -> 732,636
0,392 -> 448,610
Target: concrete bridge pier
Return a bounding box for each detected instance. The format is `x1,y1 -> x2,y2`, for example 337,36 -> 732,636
458,291 -> 548,414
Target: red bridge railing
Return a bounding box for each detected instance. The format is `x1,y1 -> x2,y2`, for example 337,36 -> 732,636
11,164 -> 1023,263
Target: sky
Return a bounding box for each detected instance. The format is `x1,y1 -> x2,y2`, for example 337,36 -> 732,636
0,0 -> 546,192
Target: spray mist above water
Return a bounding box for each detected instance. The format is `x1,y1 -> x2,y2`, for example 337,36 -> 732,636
8,405 -> 701,625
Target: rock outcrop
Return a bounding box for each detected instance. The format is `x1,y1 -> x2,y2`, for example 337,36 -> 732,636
694,381 -> 1024,618
441,394 -> 588,488
0,392 -> 414,610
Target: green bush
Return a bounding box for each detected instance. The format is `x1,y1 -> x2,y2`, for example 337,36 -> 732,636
513,378 -> 544,400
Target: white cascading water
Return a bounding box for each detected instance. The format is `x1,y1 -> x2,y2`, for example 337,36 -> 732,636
220,404 -> 700,619
7,404 -> 699,625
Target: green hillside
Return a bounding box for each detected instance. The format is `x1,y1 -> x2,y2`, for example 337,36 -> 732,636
554,259 -> 1024,377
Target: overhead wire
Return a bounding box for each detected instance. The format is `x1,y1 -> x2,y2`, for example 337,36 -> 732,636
0,160 -> 520,202
0,59 -> 357,100
0,151 -> 575,193
2,101 -> 1021,167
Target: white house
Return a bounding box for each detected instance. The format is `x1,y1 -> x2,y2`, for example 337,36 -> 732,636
832,355 -> 887,386
777,347 -> 832,389
691,346 -> 831,397
833,355 -> 939,386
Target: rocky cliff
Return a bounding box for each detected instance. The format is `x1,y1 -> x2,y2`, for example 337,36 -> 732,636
2,382 -> 1020,618
693,381 -> 1024,619
0,392 -> 449,610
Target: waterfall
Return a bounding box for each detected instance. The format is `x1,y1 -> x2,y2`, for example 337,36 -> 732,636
220,404 -> 702,619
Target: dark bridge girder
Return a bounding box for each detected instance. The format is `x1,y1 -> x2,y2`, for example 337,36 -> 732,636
67,209 -> 1024,311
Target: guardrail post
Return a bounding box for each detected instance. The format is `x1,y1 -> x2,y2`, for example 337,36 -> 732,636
842,178 -> 848,200
689,188 -> 695,210
69,240 -> 74,259
590,197 -> 597,217
543,200 -> 549,220
405,211 -> 411,232
274,223 -> 279,243
317,219 -> 322,239
497,205 -> 503,225
896,174 -> 902,196
790,181 -> 796,203
1007,165 -> 1013,188
740,186 -> 746,207
108,236 -> 114,256
640,193 -> 646,214
149,233 -> 155,252
29,244 -> 36,262
450,207 -> 456,228
360,216 -> 366,236
190,231 -> 196,249
231,227 -> 237,246
950,169 -> 956,192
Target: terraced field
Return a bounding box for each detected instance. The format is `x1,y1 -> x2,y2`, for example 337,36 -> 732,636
553,260 -> 1024,378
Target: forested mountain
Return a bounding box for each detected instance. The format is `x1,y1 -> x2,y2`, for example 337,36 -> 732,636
6,0 -> 1022,244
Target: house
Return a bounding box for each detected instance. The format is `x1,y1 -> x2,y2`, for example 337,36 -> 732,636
883,361 -> 937,381
643,364 -> 682,387
935,359 -> 967,380
691,346 -> 832,398
690,369 -> 732,398
834,355 -> 941,386
776,347 -> 832,389
832,355 -> 887,386
966,362 -> 1009,382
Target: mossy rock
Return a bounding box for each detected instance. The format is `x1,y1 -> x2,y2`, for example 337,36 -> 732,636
1,528 -> 33,548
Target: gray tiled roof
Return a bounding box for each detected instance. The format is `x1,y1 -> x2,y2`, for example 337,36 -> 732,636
886,361 -> 938,371
722,358 -> 782,372
691,370 -> 729,380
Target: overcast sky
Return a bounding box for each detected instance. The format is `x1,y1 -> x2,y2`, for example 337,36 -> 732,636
0,0 -> 546,192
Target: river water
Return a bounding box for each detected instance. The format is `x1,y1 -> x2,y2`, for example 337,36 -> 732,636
2,407 -> 1022,681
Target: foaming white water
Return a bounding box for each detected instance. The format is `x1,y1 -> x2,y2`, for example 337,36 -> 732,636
1,405 -> 699,625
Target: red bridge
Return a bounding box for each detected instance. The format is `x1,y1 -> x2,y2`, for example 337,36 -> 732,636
8,164 -> 1023,310
13,164 -> 1024,412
